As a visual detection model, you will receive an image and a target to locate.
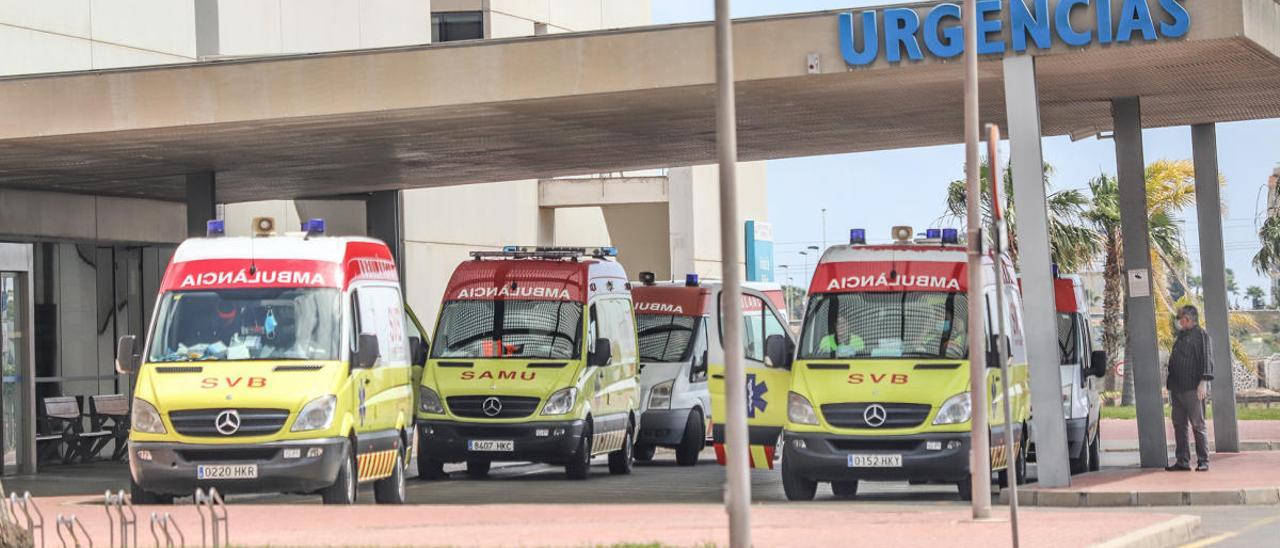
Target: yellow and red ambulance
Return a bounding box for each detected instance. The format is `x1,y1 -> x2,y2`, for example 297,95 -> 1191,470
415,247 -> 640,480
120,219 -> 419,505
780,227 -> 1030,500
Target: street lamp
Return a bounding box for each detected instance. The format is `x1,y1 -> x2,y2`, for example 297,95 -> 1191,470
821,208 -> 827,251
778,264 -> 791,317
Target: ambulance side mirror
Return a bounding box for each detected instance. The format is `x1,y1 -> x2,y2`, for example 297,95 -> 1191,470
409,336 -> 427,366
589,338 -> 612,366
1089,350 -> 1108,378
355,333 -> 380,368
765,334 -> 793,369
115,335 -> 140,374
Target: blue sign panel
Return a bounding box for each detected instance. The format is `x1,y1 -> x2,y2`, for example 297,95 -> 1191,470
744,220 -> 775,282
839,0 -> 1190,66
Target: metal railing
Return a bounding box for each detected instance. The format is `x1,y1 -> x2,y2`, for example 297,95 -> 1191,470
194,488 -> 228,547
6,491 -> 45,547
103,490 -> 136,548
55,514 -> 92,547
149,513 -> 185,547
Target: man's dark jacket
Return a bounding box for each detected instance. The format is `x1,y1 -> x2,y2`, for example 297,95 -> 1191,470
1166,325 -> 1215,392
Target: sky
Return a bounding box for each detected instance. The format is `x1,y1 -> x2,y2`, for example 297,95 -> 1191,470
649,0 -> 1280,295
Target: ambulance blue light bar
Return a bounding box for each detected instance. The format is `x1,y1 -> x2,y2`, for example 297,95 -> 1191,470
941,228 -> 959,244
477,246 -> 617,260
302,218 -> 326,235
686,274 -> 700,287
206,219 -> 225,237
849,229 -> 866,245
925,228 -> 942,239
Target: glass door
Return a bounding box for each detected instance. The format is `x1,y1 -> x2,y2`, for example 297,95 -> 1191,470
1,272 -> 25,473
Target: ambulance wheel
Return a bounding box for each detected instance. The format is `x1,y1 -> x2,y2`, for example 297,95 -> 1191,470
608,421 -> 635,475
831,481 -> 859,498
634,444 -> 656,463
416,456 -> 447,480
1087,427 -> 1101,472
956,477 -> 973,501
129,479 -> 173,505
675,410 -> 704,466
321,441 -> 357,505
781,455 -> 817,501
374,446 -> 407,504
565,423 -> 593,480
466,460 -> 491,479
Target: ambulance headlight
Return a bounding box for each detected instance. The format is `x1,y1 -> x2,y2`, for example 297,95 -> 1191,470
933,392 -> 972,425
418,386 -> 444,415
788,392 -> 819,426
541,387 -> 577,416
131,398 -> 166,434
648,380 -> 674,409
292,395 -> 337,432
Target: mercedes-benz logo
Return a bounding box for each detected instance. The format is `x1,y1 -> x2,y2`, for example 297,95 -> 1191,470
481,397 -> 503,417
215,409 -> 241,435
863,404 -> 888,428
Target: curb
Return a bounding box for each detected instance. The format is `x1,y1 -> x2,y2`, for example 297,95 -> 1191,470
1092,515 -> 1201,548
1102,441 -> 1279,452
1009,487 -> 1280,507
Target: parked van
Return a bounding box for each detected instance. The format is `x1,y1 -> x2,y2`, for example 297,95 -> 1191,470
118,219 -> 421,505
779,227 -> 1031,500
416,246 -> 640,480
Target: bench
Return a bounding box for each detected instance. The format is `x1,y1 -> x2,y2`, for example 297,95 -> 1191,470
35,396 -> 112,465
88,394 -> 131,461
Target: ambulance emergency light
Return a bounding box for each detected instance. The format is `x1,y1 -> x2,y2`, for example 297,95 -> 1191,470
849,229 -> 866,245
206,219 -> 225,237
302,218 -> 326,235
925,228 -> 942,239
941,228 -> 959,244
685,274 -> 700,287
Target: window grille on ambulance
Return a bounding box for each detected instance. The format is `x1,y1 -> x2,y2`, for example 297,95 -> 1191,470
447,396 -> 541,419
432,300 -> 583,360
169,408 -> 290,437
638,315 -> 697,362
798,292 -> 969,360
821,403 -> 932,429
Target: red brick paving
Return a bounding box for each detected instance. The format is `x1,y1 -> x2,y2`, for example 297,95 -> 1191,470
1036,451 -> 1280,493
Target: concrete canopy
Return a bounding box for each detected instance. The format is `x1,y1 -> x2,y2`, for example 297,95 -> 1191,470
0,0 -> 1276,202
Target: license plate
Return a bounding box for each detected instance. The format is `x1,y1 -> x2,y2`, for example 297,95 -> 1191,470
196,464 -> 258,480
467,440 -> 514,452
847,454 -> 902,468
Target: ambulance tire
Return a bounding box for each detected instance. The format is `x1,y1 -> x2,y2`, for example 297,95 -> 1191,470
1087,428 -> 1101,472
416,456 -> 447,480
956,477 -> 973,501
999,427 -> 1030,487
466,460 -> 491,479
374,446 -> 407,504
675,410 -> 704,466
634,444 -> 656,463
830,481 -> 859,498
608,421 -> 635,475
321,441 -> 357,505
129,479 -> 173,505
565,422 -> 593,480
781,456 -> 817,501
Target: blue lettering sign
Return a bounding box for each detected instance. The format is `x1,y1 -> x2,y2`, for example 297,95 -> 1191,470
838,0 -> 1190,66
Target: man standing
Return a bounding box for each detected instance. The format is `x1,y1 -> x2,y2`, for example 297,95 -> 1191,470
1166,305 -> 1215,472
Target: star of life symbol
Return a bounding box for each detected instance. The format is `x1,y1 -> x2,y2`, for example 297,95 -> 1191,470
745,373 -> 768,418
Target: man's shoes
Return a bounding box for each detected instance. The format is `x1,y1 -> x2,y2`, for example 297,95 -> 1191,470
1196,463 -> 1209,471
1165,464 -> 1192,471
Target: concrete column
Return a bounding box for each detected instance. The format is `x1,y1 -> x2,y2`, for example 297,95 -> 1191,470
1003,55 -> 1071,487
1112,97 -> 1168,468
365,190 -> 405,279
185,172 -> 217,238
1192,123 -> 1240,452
667,167 -> 696,277
537,207 -> 556,246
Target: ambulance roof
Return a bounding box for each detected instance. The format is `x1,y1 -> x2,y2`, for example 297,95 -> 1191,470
162,235 -> 396,291
1053,275 -> 1086,313
810,244 -> 1012,295
444,258 -> 629,303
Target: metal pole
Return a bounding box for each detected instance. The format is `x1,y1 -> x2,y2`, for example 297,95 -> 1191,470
714,2 -> 752,546
963,0 -> 992,518
987,124 -> 1020,546
821,208 -> 828,251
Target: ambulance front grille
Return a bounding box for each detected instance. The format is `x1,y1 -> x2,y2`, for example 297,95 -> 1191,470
169,408 -> 290,437
821,403 -> 931,429
447,396 -> 540,419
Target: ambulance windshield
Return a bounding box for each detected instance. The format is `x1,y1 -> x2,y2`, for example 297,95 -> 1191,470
148,288 -> 342,362
799,292 -> 969,360
432,300 -> 583,359
637,315 -> 698,362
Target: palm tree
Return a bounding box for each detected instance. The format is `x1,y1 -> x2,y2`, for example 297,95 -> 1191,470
1247,285 -> 1266,310
944,159 -> 1100,272
1226,268 -> 1240,309
1252,216 -> 1280,289
1083,160 -> 1197,404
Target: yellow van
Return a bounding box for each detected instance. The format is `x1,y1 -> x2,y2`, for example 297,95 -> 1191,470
415,247 -> 640,480
119,220 -> 420,505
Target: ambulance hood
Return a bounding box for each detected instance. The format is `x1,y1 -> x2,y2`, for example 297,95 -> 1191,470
137,361 -> 345,413
794,359 -> 971,423
428,359 -> 583,401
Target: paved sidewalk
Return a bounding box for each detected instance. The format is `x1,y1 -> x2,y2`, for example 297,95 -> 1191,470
1018,451 -> 1280,507
29,498 -> 1199,547
1101,419 -> 1280,452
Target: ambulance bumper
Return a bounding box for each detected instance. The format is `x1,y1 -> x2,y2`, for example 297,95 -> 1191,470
416,419 -> 586,464
782,431 -> 971,482
129,438 -> 348,496
638,408 -> 692,445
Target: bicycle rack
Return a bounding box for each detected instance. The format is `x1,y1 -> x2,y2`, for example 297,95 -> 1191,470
149,512 -> 185,548
54,514 -> 92,548
193,488 -> 228,547
103,490 -> 136,548
9,492 -> 45,547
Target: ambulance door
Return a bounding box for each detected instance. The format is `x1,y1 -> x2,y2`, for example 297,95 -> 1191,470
708,290 -> 793,469
352,285 -> 413,435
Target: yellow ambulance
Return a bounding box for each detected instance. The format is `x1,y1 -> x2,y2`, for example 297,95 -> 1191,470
119,219 -> 420,505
